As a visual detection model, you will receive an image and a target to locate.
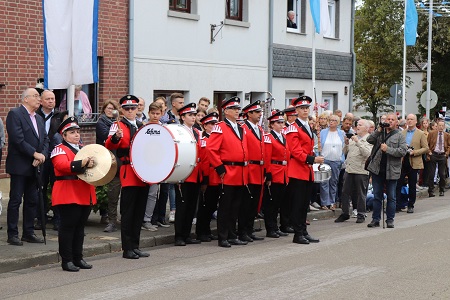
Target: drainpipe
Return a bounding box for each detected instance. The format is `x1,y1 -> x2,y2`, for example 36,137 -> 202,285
128,0 -> 135,94
349,0 -> 356,113
268,0 -> 274,93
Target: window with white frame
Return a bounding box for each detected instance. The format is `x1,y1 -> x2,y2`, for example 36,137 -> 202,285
325,0 -> 339,38
287,0 -> 306,33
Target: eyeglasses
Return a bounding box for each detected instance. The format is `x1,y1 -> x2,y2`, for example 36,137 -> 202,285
26,94 -> 41,99
123,106 -> 137,111
329,119 -> 338,122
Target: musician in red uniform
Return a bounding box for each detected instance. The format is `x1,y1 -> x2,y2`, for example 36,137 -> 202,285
174,103 -> 208,246
263,110 -> 291,238
196,112 -> 221,242
238,100 -> 265,242
105,95 -> 150,259
285,96 -> 324,244
284,106 -> 298,127
207,97 -> 249,248
51,117 -> 96,272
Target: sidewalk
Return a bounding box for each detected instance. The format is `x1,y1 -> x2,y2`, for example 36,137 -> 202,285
0,189 -> 431,273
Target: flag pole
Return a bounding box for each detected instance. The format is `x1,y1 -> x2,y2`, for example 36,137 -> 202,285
67,85 -> 75,116
402,0 -> 407,119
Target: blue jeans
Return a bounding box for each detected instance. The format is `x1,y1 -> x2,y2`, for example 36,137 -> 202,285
371,173 -> 397,222
319,160 -> 342,206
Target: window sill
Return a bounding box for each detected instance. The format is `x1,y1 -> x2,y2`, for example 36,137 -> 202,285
286,29 -> 306,35
167,10 -> 200,21
324,36 -> 340,41
224,19 -> 250,28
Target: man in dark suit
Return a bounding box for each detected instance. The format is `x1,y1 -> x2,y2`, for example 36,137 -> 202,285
6,88 -> 49,246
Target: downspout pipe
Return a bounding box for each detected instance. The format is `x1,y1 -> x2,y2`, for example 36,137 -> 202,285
268,0 -> 274,93
128,0 -> 135,94
349,0 -> 356,113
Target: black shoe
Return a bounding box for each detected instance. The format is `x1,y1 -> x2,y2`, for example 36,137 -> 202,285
239,234 -> 253,242
386,220 -> 394,228
133,249 -> 150,257
209,234 -> 219,240
73,259 -> 93,269
292,235 -> 310,244
304,234 -> 320,243
228,239 -> 248,245
174,239 -> 186,246
275,230 -> 289,237
157,220 -> 170,228
256,212 -> 264,219
280,226 -> 295,233
34,223 -> 42,230
249,233 -> 264,241
440,191 -> 444,196
356,217 -> 365,223
21,234 -> 44,243
429,193 -> 435,197
7,236 -> 23,246
407,207 -> 414,213
367,220 -> 380,228
185,238 -> 201,244
266,231 -> 280,238
218,240 -> 231,248
198,235 -> 212,242
123,250 -> 139,259
62,262 -> 80,272
334,214 -> 350,223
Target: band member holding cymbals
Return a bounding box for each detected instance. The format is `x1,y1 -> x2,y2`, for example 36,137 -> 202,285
105,95 -> 150,259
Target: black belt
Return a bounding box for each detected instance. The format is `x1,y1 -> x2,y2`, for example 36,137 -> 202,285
248,160 -> 264,165
271,160 -> 287,166
433,151 -> 445,155
55,175 -> 79,181
223,161 -> 247,166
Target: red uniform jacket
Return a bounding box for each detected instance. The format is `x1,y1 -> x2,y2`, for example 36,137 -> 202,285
105,119 -> 147,187
264,130 -> 290,184
241,121 -> 265,185
183,127 -> 209,184
207,119 -> 248,186
285,118 -> 315,181
51,143 -> 97,206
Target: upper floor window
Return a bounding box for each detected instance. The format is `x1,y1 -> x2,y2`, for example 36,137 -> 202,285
325,0 -> 339,38
169,0 -> 191,13
226,0 -> 243,21
287,0 -> 306,33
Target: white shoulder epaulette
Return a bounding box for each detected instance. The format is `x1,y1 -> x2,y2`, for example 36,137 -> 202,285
285,125 -> 298,134
200,139 -> 207,147
50,145 -> 66,158
211,124 -> 223,134
264,135 -> 272,143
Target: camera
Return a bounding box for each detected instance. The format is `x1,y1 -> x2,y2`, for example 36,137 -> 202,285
379,122 -> 390,128
346,133 -> 355,139
408,146 -> 414,155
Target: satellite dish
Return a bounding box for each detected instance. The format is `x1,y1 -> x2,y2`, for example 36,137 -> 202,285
420,90 -> 438,109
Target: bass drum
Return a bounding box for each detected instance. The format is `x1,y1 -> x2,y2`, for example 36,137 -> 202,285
313,163 -> 332,183
130,123 -> 198,184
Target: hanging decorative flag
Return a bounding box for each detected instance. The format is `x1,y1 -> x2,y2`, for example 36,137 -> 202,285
42,0 -> 99,89
405,0 -> 418,46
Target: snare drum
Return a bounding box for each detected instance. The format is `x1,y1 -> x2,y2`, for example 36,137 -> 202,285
313,163 -> 332,183
130,123 -> 198,184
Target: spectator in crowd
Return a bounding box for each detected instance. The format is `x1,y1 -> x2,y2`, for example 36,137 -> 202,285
366,113 -> 407,228
198,97 -> 210,112
319,114 -> 345,210
154,97 -> 169,123
51,117 -> 96,272
420,117 -> 431,188
194,108 -> 206,132
136,97 -> 148,123
334,109 -> 342,123
430,121 -> 437,131
398,119 -> 407,131
335,119 -> 372,223
427,120 -> 449,197
287,10 -> 297,29
318,113 -> 329,131
59,85 -> 92,119
395,114 -> 428,213
96,99 -> 121,233
368,120 -> 375,133
6,88 -> 48,246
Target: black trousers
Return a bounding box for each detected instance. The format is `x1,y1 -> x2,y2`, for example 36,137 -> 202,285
263,183 -> 288,232
340,173 -> 369,216
238,184 -> 262,236
7,174 -> 38,238
196,185 -> 220,237
106,176 -> 121,223
58,204 -> 91,264
174,182 -> 200,241
37,158 -> 56,224
428,153 -> 447,193
287,178 -> 312,236
120,186 -> 149,251
217,185 -> 244,241
152,183 -> 169,223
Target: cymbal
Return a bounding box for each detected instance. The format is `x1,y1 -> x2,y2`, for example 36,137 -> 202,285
74,144 -> 117,186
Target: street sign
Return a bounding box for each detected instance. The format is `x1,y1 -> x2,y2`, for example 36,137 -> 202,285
389,84 -> 402,98
420,90 -> 438,109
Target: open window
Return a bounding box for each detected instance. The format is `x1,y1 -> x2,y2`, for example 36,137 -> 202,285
287,0 -> 306,33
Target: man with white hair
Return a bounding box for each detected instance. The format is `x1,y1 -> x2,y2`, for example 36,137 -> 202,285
287,11 -> 297,29
335,119 -> 373,223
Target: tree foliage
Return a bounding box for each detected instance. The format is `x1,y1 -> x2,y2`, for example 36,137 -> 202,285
354,0 -> 416,122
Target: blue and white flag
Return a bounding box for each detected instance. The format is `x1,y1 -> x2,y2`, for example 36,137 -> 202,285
405,0 -> 418,46
310,0 -> 331,36
42,0 -> 99,89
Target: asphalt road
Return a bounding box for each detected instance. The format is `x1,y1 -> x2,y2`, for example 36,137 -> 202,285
1,197 -> 450,300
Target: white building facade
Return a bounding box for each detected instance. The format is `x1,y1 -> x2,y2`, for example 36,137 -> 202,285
131,0 -> 353,114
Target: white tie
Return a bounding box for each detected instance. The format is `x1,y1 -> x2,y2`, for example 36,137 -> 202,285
234,125 -> 240,138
